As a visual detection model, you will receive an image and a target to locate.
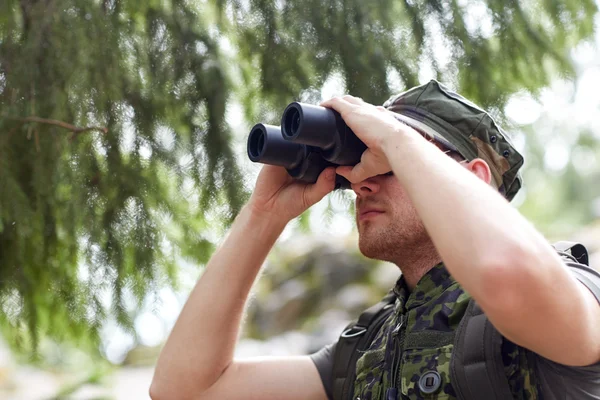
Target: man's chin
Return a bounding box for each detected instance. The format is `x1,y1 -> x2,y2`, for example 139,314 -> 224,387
358,238 -> 386,261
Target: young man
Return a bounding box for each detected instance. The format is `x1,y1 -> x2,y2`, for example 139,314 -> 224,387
150,81 -> 600,400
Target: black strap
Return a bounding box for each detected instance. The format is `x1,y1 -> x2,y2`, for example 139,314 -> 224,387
451,300 -> 513,400
452,241 -> 595,400
553,241 -> 589,265
332,289 -> 396,400
552,241 -> 600,302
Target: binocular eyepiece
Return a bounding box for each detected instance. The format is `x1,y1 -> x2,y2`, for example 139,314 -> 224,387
247,102 -> 367,190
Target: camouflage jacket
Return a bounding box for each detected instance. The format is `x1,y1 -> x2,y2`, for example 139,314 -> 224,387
353,263 -> 539,400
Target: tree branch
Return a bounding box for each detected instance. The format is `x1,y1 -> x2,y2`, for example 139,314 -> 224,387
3,116 -> 108,136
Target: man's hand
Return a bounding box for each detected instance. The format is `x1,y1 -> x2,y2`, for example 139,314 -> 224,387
152,164 -> 336,400
319,95 -> 421,183
248,164 -> 336,224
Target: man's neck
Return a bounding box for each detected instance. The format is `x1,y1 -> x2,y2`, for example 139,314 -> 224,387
393,247 -> 442,291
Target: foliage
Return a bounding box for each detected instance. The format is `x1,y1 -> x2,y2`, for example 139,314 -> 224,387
0,0 -> 246,355
0,0 -> 597,356
520,120 -> 600,238
223,0 -> 597,117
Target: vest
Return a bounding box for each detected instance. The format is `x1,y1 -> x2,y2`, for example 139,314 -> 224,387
333,242 -> 599,400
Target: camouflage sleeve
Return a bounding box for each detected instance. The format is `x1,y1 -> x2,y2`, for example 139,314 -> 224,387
309,342 -> 337,400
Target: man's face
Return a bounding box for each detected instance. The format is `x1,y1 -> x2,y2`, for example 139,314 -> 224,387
351,137 -> 465,263
352,172 -> 430,263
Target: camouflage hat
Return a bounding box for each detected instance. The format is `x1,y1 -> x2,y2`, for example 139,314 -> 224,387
383,80 -> 524,202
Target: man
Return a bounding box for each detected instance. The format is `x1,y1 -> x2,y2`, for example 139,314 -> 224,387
150,80 -> 600,400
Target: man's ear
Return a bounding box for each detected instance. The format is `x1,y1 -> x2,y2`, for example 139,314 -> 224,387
466,158 -> 492,185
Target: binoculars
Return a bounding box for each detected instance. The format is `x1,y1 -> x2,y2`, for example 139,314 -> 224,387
246,102 -> 367,190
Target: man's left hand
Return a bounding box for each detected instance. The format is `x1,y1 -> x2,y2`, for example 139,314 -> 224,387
319,95 -> 419,183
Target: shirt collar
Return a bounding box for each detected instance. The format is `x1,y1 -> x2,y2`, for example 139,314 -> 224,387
392,262 -> 456,311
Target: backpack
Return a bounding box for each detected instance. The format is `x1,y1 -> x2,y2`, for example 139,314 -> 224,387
332,241 -> 600,400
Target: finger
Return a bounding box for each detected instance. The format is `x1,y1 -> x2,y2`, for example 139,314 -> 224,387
261,164 -> 291,181
377,106 -> 405,120
304,167 -> 336,204
341,95 -> 366,105
335,165 -> 354,180
336,163 -> 370,184
319,96 -> 356,114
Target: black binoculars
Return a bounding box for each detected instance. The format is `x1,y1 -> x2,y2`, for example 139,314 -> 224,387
246,102 -> 367,190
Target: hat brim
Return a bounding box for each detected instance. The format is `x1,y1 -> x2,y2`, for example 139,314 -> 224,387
391,113 -> 460,153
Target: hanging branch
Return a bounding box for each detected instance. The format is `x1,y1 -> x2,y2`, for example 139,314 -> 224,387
3,115 -> 108,137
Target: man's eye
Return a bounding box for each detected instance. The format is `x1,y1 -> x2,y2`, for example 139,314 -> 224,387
382,171 -> 394,177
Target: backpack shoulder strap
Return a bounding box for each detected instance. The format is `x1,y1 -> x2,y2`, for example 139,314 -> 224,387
332,289 -> 397,400
451,241 -> 596,400
552,241 -> 589,266
450,299 -> 513,400
552,241 -> 600,304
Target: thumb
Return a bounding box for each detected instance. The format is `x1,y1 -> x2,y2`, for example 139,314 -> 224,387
304,167 -> 336,205
337,163 -> 369,183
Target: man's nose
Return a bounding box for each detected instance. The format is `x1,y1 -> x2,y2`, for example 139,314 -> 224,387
351,176 -> 381,196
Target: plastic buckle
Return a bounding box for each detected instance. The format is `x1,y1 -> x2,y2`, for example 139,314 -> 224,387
341,325 -> 367,338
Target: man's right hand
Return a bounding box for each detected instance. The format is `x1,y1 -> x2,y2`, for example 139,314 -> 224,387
151,163 -> 335,400
248,165 -> 337,224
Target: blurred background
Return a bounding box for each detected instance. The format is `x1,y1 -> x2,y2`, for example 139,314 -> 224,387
1,0 -> 599,398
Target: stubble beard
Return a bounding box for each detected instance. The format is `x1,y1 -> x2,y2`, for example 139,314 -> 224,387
357,209 -> 433,266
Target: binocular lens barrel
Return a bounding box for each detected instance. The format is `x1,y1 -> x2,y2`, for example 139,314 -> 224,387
247,127 -> 265,160
283,106 -> 302,139
247,101 -> 365,190
281,102 -> 338,150
281,102 -> 366,165
247,123 -> 306,170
